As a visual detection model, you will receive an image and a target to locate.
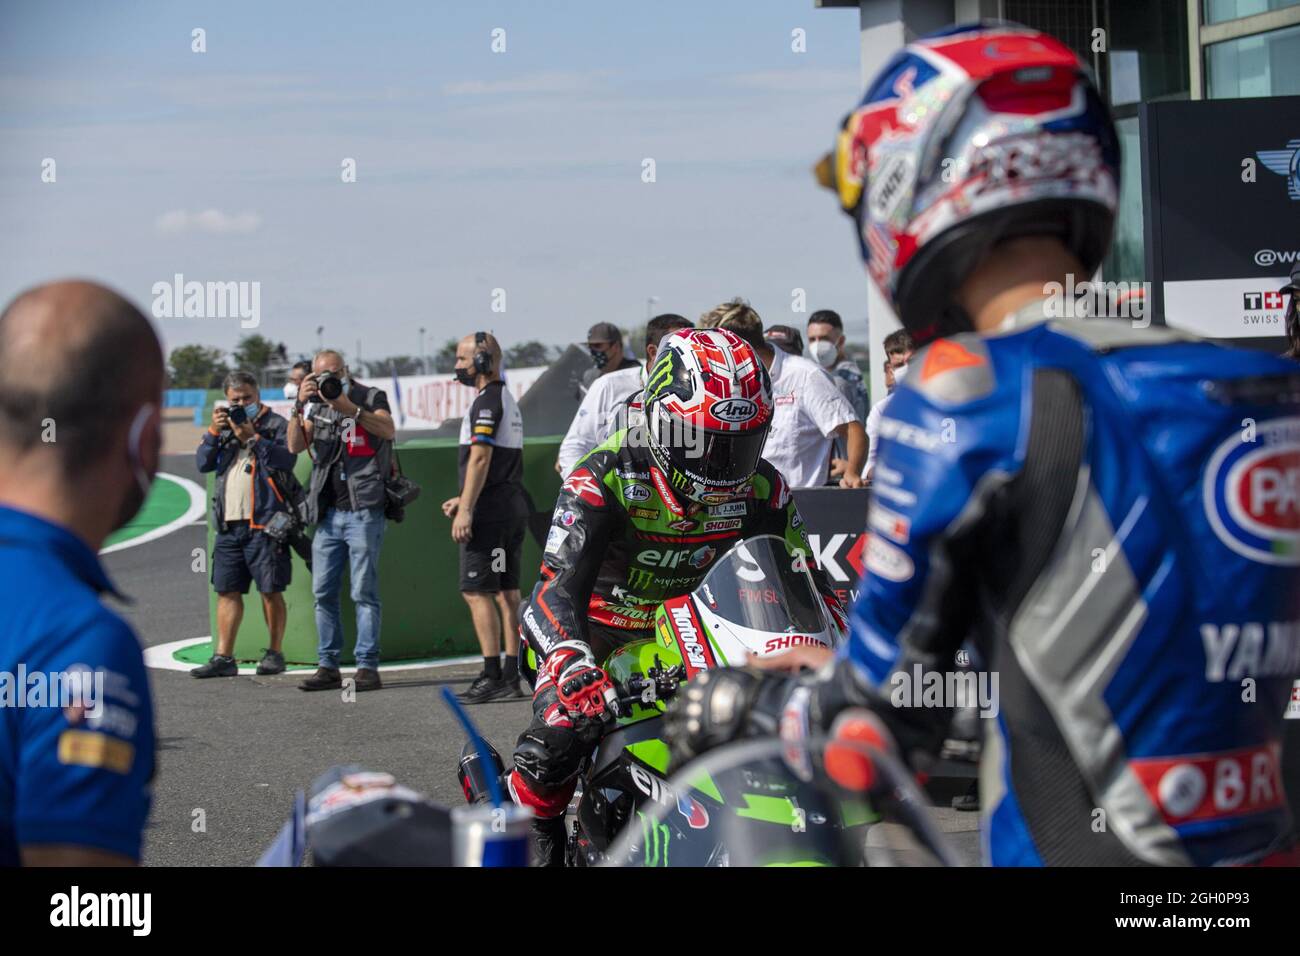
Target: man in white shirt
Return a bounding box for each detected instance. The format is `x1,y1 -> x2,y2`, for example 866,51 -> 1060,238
556,314 -> 691,474
702,299 -> 865,489
862,329 -> 915,481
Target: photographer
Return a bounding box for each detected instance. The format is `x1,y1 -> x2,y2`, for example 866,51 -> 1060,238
287,350 -> 395,693
192,372 -> 299,678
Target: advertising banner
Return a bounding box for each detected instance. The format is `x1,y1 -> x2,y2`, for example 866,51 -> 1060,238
1141,96 -> 1300,341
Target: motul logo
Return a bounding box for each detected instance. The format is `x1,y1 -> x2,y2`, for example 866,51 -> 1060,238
670,604 -> 708,670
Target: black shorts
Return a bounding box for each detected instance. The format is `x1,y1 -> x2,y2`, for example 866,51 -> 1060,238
459,517 -> 526,593
212,521 -> 292,594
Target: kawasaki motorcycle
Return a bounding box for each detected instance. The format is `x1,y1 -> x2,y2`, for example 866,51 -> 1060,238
460,533 -> 866,866
604,734 -> 962,867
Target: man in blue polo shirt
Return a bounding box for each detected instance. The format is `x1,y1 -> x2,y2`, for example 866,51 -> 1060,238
0,280 -> 162,866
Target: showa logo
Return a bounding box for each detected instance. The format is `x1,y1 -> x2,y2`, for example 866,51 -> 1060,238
1043,274 -> 1150,327
889,664 -> 999,718
151,273 -> 261,328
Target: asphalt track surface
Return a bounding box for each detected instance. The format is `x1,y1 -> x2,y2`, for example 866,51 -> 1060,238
108,454 -> 981,867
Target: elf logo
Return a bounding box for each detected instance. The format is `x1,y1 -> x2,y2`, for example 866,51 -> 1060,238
1203,418 -> 1300,565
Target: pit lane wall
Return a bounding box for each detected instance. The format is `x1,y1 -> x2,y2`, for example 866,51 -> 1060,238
209,443 -> 872,664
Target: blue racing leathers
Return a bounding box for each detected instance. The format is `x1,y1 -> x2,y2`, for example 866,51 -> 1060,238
800,300 -> 1300,866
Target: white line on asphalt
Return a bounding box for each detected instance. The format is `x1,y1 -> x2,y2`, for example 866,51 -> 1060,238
145,636 -> 483,674
100,472 -> 208,555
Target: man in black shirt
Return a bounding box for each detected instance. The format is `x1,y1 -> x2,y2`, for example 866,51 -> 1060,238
287,349 -> 396,693
442,332 -> 529,702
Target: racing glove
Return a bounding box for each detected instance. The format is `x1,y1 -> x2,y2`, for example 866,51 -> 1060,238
540,641 -> 618,722
664,666 -> 793,768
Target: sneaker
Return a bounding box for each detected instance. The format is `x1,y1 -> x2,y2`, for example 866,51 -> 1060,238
458,671 -> 509,704
952,780 -> 980,812
498,673 -> 528,699
256,649 -> 286,675
191,655 -> 238,679
298,666 -> 343,692
353,667 -> 383,692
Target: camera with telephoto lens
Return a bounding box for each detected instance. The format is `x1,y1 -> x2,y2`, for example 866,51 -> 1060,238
227,403 -> 248,426
316,373 -> 344,401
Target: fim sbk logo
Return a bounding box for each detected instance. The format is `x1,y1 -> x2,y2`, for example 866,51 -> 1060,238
1203,417 -> 1300,565
1256,139 -> 1300,201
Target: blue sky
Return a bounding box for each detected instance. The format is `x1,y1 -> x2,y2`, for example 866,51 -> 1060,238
0,0 -> 870,363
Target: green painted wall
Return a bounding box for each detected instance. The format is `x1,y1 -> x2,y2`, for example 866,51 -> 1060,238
209,436 -> 563,664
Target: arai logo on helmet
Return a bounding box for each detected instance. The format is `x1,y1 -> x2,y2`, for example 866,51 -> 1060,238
710,398 -> 758,423
1203,418 -> 1300,566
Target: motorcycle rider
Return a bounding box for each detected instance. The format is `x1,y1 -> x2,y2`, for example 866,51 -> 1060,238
666,22 -> 1300,866
509,327 -> 848,865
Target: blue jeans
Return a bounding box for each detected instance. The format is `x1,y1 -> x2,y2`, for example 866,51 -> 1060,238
312,506 -> 386,669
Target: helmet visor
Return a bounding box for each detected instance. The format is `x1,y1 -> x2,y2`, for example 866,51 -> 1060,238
658,419 -> 769,488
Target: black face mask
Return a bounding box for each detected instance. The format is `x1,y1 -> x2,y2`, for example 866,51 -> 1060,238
589,348 -> 610,370
454,366 -> 477,387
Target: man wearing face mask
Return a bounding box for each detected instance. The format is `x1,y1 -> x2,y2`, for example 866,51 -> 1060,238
283,360 -> 312,402
191,371 -> 298,678
288,350 -> 396,693
557,314 -> 692,474
0,280 -> 161,866
575,321 -> 638,397
861,329 -> 914,482
806,309 -> 869,422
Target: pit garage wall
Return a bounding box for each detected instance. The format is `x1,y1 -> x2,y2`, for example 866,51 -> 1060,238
208,440 -> 873,664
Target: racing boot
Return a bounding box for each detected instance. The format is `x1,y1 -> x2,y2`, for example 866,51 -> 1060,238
529,814 -> 569,868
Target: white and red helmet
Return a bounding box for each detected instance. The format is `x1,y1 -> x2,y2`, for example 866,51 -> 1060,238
643,328 -> 772,503
827,22 -> 1120,343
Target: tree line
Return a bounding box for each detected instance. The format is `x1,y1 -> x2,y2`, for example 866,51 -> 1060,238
167,335 -> 572,389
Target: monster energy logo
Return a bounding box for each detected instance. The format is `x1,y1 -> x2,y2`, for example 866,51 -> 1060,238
645,352 -> 674,400
638,811 -> 671,867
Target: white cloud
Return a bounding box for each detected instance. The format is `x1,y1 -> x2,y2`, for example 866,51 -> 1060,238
725,69 -> 859,94
441,71 -> 610,96
155,209 -> 262,236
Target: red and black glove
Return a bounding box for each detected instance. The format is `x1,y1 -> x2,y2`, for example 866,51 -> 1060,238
540,641 -> 618,722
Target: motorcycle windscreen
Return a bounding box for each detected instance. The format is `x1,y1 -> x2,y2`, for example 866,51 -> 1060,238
693,534 -> 832,637
601,737 -> 960,867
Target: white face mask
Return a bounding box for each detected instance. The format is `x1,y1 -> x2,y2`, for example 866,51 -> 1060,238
892,362 -> 909,383
808,339 -> 837,368
284,383 -> 298,400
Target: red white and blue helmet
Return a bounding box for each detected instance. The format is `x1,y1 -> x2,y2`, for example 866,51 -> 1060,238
643,328 -> 772,503
826,22 -> 1120,342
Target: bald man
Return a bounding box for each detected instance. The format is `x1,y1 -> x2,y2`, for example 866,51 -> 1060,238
288,349 -> 395,692
442,332 -> 527,702
0,280 -> 162,866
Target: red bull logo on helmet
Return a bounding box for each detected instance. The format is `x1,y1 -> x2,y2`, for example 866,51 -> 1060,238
1204,418 -> 1300,565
